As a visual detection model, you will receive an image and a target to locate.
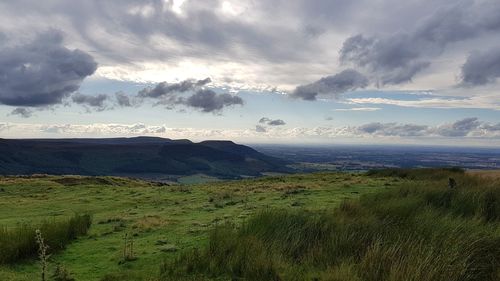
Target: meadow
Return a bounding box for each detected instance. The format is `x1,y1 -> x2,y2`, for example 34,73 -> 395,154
0,172 -> 390,280
162,168 -> 500,280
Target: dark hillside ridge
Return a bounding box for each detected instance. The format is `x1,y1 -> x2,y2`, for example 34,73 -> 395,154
0,137 -> 289,178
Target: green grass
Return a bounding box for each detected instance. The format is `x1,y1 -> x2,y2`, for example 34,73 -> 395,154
176,174 -> 221,185
0,173 -> 387,281
3,169 -> 497,281
0,214 -> 91,264
365,167 -> 465,180
160,169 -> 500,281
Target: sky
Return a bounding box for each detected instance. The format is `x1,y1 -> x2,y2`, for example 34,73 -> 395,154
0,0 -> 500,146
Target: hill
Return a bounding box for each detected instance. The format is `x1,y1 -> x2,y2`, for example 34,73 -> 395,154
0,171 -> 387,281
0,137 -> 289,179
0,169 -> 498,281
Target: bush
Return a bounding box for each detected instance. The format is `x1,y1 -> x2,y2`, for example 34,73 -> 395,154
0,214 -> 92,264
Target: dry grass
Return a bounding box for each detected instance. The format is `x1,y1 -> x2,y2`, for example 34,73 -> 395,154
467,169 -> 500,180
132,215 -> 169,231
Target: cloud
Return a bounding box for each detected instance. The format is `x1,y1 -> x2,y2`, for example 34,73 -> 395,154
255,125 -> 267,132
333,107 -> 381,112
347,95 -> 500,110
114,92 -> 132,107
432,117 -> 481,137
0,123 -> 9,132
38,123 -> 167,135
269,120 -> 286,126
291,69 -> 368,100
357,122 -> 429,137
1,0 -> 500,125
339,0 -> 500,85
354,118 -> 500,138
339,34 -> 433,85
61,78 -> 243,114
0,1 -> 335,93
1,0 -> 499,97
135,78 -> 243,113
184,89 -> 244,113
9,108 -> 33,118
0,30 -> 97,107
2,118 -> 500,145
138,78 -> 211,98
259,117 -> 286,126
460,48 -> 500,86
71,93 -> 108,111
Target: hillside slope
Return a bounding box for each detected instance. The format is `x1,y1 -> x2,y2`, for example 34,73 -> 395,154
0,137 -> 289,178
0,172 -> 388,281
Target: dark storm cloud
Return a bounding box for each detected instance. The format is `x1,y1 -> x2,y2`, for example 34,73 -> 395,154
340,0 -> 500,85
460,48 -> 500,86
291,69 -> 368,100
138,78 -> 212,98
184,89 -> 244,113
259,117 -> 286,126
71,93 -> 108,111
9,108 -> 33,118
0,30 -> 97,107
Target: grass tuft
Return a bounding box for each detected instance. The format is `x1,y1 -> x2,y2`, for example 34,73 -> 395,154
0,214 -> 92,264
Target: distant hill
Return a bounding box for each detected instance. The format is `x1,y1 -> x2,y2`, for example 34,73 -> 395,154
0,137 -> 290,179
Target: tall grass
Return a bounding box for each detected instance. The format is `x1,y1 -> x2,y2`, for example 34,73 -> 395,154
160,170 -> 500,281
0,214 -> 92,264
365,167 -> 465,180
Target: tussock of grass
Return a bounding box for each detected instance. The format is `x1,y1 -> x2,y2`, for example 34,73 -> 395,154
161,171 -> 500,281
0,214 -> 92,264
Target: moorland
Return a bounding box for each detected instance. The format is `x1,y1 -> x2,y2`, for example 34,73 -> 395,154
1,168 -> 499,281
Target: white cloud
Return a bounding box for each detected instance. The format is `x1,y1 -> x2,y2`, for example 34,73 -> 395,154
347,96 -> 500,110
333,107 -> 381,111
1,118 -> 499,146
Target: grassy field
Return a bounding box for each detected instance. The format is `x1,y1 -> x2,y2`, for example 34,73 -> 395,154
161,168 -> 500,280
0,172 -> 391,281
